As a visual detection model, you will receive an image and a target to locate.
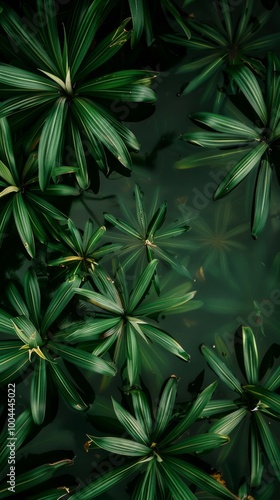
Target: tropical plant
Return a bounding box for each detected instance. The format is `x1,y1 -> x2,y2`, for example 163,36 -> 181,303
47,217 -> 122,278
0,0 -> 157,191
122,0 -> 192,47
163,0 -> 280,100
0,269 -> 116,424
73,259 -> 201,385
179,53 -> 280,237
0,408 -> 73,498
104,183 -> 191,292
200,325 -> 280,488
0,118 -> 79,258
70,377 -> 240,499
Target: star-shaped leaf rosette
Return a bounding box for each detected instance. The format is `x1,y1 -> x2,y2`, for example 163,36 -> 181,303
73,260 -> 201,386
200,326 -> 280,488
0,269 -> 116,424
0,1 -> 157,191
71,377 -> 239,499
104,183 -> 192,293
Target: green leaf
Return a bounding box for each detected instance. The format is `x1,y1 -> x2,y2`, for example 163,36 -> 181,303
70,460 -> 141,500
182,131 -> 254,148
250,420 -> 263,487
30,356 -> 47,425
0,117 -> 17,182
0,185 -> 20,198
242,326 -> 259,384
0,354 -> 29,384
208,407 -> 247,434
0,64 -> 59,92
36,0 -> 64,76
235,0 -> 253,42
11,316 -> 42,347
74,288 -> 124,315
227,66 -> 267,124
126,322 -> 140,385
38,97 -> 68,190
254,411 -> 280,481
245,386 -> 280,415
220,0 -> 232,41
128,0 -> 145,46
77,19 -> 131,78
160,382 -> 217,447
48,342 -> 116,376
69,0 -> 111,78
263,365 -> 280,392
0,5 -> 58,72
13,193 -> 35,257
0,93 -> 57,121
131,388 -> 153,437
0,310 -> 14,335
25,192 -> 67,221
112,398 -> 149,445
0,198 -> 13,248
0,160 -> 15,186
162,0 -> 191,39
165,456 -> 238,499
104,212 -> 141,239
131,460 -> 157,500
164,432 -> 230,455
87,435 -> 150,457
153,245 -> 191,278
153,375 -> 178,439
134,183 -> 147,235
67,218 -> 84,255
190,112 -> 260,138
6,281 -> 29,317
134,290 -> 196,317
252,158 -> 272,238
141,323 -> 190,362
128,260 -> 158,313
181,56 -> 225,95
0,345 -> 27,374
57,317 -> 121,343
79,81 -> 156,103
47,354 -> 88,411
41,275 -> 81,336
86,226 -> 107,255
159,460 -> 197,499
147,202 -> 167,238
201,344 -> 242,394
73,98 -> 132,170
69,117 -> 89,190
23,269 -> 41,330
214,142 -> 268,200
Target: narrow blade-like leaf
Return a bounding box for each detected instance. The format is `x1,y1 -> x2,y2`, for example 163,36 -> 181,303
41,275 -> 81,336
201,344 -> 242,394
112,398 -> 149,445
30,356 -> 47,424
214,142 -> 268,200
252,158 -> 272,238
48,342 -> 116,376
